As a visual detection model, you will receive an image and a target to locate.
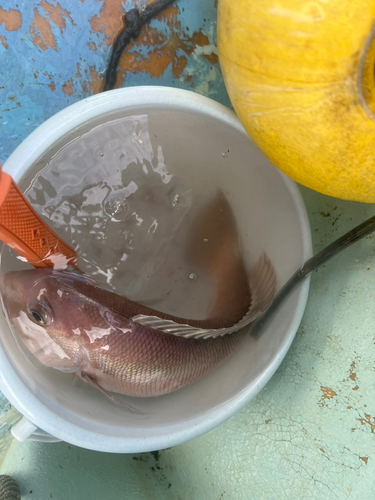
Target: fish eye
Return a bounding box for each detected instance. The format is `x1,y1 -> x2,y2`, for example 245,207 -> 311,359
28,305 -> 49,326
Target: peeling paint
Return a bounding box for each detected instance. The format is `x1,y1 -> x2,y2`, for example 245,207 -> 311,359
0,7 -> 22,32
349,361 -> 357,381
62,79 -> 74,96
357,413 -> 375,433
320,386 -> 336,400
74,62 -> 82,78
87,41 -> 97,51
86,2 -> 220,90
156,4 -> 180,24
0,34 -> 8,49
117,27 -> 213,85
202,52 -> 218,65
0,0 -> 229,162
40,0 -> 75,33
28,7 -> 57,51
88,66 -> 102,95
89,0 -> 125,46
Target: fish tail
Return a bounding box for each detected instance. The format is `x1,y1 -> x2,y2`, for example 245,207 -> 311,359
186,189 -> 251,324
247,252 -> 277,318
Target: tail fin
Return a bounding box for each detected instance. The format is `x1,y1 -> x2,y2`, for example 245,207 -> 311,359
185,189 -> 251,326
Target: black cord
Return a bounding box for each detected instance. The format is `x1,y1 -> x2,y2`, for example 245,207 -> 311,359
103,0 -> 177,91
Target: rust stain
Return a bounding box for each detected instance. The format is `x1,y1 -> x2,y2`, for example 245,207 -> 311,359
87,41 -> 97,51
48,81 -> 55,91
352,385 -> 359,391
320,386 -> 336,399
357,413 -> 375,433
28,8 -> 56,51
89,0 -> 126,47
0,7 -> 22,31
0,34 -> 8,49
349,361 -> 357,381
40,0 -> 74,32
360,457 -> 368,464
62,80 -> 74,96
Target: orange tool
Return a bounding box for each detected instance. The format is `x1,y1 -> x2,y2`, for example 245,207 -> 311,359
0,166 -> 77,268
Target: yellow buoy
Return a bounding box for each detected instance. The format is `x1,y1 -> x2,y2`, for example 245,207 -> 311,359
217,0 -> 375,202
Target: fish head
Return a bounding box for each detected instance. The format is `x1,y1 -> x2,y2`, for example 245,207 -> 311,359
1,268 -> 87,371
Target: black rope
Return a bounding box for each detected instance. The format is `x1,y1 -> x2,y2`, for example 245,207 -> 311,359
103,0 -> 177,91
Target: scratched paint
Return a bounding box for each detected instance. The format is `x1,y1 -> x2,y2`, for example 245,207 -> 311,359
0,0 -> 228,164
1,1 -> 375,499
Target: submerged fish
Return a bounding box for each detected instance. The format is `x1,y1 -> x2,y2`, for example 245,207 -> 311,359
1,191 -> 276,412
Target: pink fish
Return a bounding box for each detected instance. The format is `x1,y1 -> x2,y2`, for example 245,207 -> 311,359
1,191 -> 276,413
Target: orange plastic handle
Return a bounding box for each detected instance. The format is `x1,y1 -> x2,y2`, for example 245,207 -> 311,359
0,167 -> 77,269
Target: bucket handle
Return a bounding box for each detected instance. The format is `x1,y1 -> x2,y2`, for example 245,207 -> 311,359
11,416 -> 61,443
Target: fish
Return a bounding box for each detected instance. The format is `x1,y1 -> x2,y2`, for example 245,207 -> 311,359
1,190 -> 276,413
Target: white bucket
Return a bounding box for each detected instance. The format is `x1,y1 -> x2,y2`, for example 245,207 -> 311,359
0,87 -> 311,453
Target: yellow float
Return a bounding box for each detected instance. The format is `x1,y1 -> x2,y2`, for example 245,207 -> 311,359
217,0 -> 375,202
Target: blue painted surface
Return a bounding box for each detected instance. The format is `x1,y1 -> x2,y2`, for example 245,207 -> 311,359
0,0 -> 228,164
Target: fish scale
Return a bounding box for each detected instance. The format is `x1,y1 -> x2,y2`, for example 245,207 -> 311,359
82,315 -> 244,397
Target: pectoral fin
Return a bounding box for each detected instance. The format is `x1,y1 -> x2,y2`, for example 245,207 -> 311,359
80,372 -> 147,415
